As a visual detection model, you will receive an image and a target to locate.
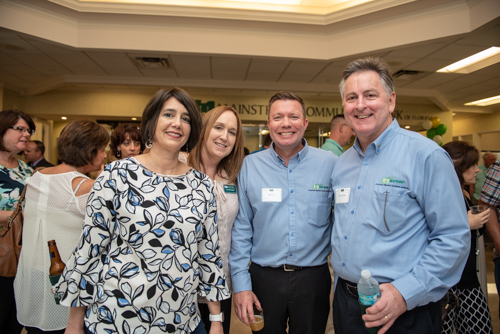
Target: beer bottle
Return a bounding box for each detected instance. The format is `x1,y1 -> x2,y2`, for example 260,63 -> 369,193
48,240 -> 66,304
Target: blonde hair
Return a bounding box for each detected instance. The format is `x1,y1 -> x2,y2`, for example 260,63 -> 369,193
188,106 -> 244,185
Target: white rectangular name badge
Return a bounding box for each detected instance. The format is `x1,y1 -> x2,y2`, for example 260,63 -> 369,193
262,188 -> 282,202
335,188 -> 350,204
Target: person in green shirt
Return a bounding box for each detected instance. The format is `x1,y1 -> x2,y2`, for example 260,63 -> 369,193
320,114 -> 355,156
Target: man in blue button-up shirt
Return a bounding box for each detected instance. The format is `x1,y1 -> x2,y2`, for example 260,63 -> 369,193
331,57 -> 470,334
229,91 -> 337,333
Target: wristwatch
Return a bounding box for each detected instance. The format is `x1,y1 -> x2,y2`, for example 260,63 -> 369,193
209,312 -> 224,322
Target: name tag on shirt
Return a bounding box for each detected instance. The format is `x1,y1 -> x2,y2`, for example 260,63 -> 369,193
335,188 -> 350,204
223,185 -> 236,193
262,188 -> 282,202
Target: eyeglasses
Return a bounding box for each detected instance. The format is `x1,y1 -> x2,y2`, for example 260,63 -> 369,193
9,126 -> 35,136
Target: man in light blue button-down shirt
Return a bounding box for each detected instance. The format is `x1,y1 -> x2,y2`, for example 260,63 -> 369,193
230,91 -> 337,333
331,57 -> 470,334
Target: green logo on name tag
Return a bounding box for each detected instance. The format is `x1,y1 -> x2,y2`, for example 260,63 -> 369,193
224,185 -> 236,193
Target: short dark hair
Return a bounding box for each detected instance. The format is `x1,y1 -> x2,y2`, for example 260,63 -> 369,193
0,109 -> 36,152
31,140 -> 45,155
339,57 -> 395,99
57,120 -> 110,167
442,141 -> 479,187
141,88 -> 202,153
268,91 -> 306,119
263,133 -> 272,147
110,123 -> 145,158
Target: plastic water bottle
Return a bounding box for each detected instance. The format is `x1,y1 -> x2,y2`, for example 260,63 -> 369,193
358,270 -> 381,334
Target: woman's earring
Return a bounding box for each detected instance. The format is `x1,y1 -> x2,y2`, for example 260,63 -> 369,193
116,150 -> 121,158
146,139 -> 153,149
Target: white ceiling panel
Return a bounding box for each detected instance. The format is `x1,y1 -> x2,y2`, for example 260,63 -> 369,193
284,61 -> 328,76
213,72 -> 246,81
245,72 -> 282,82
428,44 -> 491,61
211,56 -> 250,73
434,74 -> 497,93
138,68 -> 178,78
279,74 -> 318,83
386,43 -> 449,58
170,55 -> 211,73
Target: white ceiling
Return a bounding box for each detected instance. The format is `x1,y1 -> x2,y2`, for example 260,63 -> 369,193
0,0 -> 499,119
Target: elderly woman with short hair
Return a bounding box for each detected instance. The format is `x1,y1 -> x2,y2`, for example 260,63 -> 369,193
14,120 -> 110,334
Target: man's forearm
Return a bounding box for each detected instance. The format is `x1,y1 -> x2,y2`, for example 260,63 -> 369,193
480,201 -> 500,250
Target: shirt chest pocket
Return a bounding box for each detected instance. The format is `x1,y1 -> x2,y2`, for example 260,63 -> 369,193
366,189 -> 411,235
307,194 -> 333,227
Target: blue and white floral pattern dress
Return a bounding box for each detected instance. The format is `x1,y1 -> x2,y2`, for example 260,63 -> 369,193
0,159 -> 32,211
56,158 -> 229,334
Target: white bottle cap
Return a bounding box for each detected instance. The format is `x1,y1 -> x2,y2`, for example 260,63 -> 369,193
361,270 -> 371,279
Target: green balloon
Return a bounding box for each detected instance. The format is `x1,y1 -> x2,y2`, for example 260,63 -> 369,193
436,123 -> 447,135
427,128 -> 436,139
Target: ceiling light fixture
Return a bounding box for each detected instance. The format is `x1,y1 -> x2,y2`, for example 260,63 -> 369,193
61,116 -> 67,120
131,117 -> 137,121
437,47 -> 500,74
464,95 -> 500,107
226,0 -> 302,4
405,126 -> 410,129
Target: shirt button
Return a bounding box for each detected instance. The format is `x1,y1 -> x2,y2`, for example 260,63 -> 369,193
364,162 -> 368,166
358,186 -> 361,189
291,211 -> 294,214
351,210 -> 354,214
290,254 -> 293,256
290,190 -> 294,193
342,263 -> 345,267
344,236 -> 347,239
289,170 -> 292,173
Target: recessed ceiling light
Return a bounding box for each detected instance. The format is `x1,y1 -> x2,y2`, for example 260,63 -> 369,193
437,47 -> 500,74
405,126 -> 410,129
61,116 -> 67,120
452,113 -> 456,116
226,0 -> 302,4
465,95 -> 500,106
131,117 -> 137,121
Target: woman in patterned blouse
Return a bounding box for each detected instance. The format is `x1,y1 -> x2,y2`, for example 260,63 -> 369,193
0,109 -> 36,334
57,88 -> 230,334
187,106 -> 245,334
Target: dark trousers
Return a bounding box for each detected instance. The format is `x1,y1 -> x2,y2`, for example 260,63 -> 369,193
250,262 -> 331,334
25,327 -> 65,334
0,276 -> 23,334
333,277 -> 442,334
198,296 -> 232,334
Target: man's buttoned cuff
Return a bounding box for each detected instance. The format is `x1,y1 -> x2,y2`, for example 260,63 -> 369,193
391,274 -> 425,311
231,271 -> 252,293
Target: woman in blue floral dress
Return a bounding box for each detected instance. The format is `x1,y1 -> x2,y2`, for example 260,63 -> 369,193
57,88 -> 230,334
0,109 -> 36,334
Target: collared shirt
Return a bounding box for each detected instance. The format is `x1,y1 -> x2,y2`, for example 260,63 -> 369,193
321,138 -> 344,157
480,161 -> 500,259
31,157 -> 43,167
331,119 -> 470,310
480,160 -> 500,218
473,164 -> 488,201
230,140 -> 337,293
